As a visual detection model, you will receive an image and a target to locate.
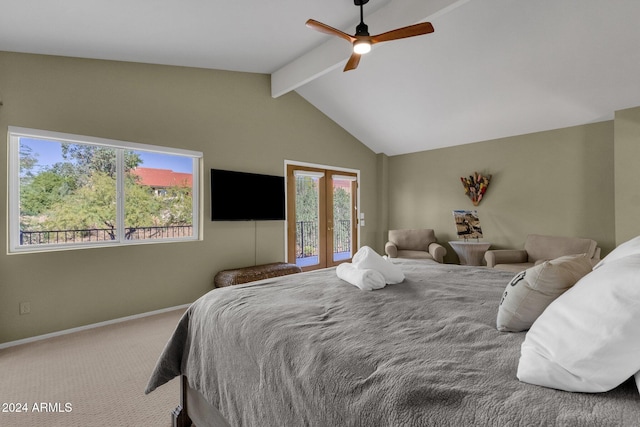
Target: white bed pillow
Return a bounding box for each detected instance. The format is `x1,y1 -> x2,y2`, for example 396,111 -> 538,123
496,254 -> 592,332
517,254 -> 640,392
636,371 -> 640,396
593,234 -> 640,270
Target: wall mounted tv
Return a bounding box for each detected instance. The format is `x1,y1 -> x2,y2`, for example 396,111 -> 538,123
210,168 -> 286,221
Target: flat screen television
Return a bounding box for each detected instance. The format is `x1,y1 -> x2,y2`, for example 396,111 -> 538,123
210,168 -> 285,221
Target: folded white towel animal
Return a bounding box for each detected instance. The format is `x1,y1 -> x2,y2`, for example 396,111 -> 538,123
336,263 -> 386,291
352,246 -> 405,284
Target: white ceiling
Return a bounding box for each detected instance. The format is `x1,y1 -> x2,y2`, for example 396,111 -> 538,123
2,0 -> 640,156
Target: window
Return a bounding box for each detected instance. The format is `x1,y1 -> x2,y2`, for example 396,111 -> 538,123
8,127 -> 202,253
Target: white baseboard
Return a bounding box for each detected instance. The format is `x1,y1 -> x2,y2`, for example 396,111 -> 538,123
0,303 -> 191,350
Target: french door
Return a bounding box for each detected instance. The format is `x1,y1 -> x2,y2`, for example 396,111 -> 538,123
286,164 -> 358,271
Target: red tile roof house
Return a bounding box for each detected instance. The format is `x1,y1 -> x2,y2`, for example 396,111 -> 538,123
130,167 -> 193,195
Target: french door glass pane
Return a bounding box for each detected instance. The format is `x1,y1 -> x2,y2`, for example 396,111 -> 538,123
332,177 -> 353,262
295,175 -> 320,268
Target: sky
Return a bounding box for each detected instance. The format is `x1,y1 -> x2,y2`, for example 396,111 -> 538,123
21,138 -> 193,173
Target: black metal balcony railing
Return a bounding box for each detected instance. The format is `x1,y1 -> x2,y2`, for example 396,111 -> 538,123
20,225 -> 193,245
20,222 -> 348,258
296,220 -> 351,258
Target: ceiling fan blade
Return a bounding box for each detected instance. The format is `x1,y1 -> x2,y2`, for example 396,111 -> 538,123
371,22 -> 434,44
306,19 -> 356,43
343,52 -> 361,72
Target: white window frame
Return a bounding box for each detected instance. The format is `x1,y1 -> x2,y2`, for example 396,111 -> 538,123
8,127 -> 203,254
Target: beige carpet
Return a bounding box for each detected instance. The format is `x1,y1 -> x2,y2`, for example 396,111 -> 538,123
0,308 -> 186,427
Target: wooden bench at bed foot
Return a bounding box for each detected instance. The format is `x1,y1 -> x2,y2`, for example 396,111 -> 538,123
213,262 -> 302,288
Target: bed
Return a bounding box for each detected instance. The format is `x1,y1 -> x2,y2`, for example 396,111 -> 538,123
146,259 -> 640,426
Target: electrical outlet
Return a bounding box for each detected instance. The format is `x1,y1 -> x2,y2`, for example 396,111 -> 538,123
19,302 -> 31,315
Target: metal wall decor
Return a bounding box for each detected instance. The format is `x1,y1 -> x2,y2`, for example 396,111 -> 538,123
460,172 -> 491,206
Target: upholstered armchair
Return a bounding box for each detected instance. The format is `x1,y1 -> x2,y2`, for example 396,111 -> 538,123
485,234 -> 601,273
385,229 -> 447,263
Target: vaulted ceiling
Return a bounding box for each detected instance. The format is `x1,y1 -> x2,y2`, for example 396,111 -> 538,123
2,0 -> 639,155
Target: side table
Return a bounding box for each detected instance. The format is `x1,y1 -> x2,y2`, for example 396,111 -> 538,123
448,241 -> 491,266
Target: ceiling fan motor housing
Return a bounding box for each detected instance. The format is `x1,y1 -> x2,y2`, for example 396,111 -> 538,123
355,22 -> 369,36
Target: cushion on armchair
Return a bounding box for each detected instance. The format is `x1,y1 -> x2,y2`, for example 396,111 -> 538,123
486,234 -> 600,273
524,234 -> 598,263
385,229 -> 446,263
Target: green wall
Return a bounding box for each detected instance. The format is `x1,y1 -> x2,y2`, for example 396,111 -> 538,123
387,121 -> 618,264
2,50 -> 637,344
0,52 -> 380,343
614,106 -> 640,245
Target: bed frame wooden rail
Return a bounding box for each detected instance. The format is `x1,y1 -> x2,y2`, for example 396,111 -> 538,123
172,376 -> 192,427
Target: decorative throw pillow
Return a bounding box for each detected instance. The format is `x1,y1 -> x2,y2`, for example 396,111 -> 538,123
496,254 -> 592,332
593,234 -> 640,270
517,254 -> 640,392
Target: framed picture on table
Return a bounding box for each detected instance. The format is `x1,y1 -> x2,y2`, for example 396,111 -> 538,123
453,210 -> 483,240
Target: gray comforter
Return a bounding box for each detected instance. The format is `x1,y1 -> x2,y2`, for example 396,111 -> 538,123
146,260 -> 640,426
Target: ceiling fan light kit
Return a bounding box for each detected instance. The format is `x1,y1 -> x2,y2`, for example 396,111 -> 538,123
306,0 -> 434,71
353,40 -> 371,54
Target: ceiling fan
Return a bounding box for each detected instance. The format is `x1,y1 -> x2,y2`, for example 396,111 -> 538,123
306,0 -> 435,72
